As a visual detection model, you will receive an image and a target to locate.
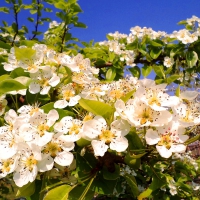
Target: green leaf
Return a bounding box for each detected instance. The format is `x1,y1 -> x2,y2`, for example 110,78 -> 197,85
0,79 -> 26,94
0,41 -> 11,50
15,76 -> 31,86
30,179 -> 42,200
141,64 -> 152,77
124,153 -> 141,169
14,47 -> 36,61
10,67 -> 30,78
74,22 -> 87,28
121,89 -> 135,102
44,185 -> 72,200
0,74 -> 11,82
178,20 -> 187,25
185,24 -> 193,31
106,68 -> 116,81
20,40 -> 37,47
27,17 -> 34,22
138,177 -> 165,200
91,177 -> 117,195
186,51 -> 198,67
0,7 -> 9,13
149,40 -> 163,47
124,174 -> 139,197
103,164 -> 120,180
126,131 -> 144,150
150,47 -> 162,59
44,8 -> 53,12
170,45 -> 184,57
129,66 -> 141,79
166,74 -> 180,84
175,85 -> 180,97
153,65 -> 165,79
30,9 -> 37,14
78,98 -> 114,118
108,52 -> 115,62
106,34 -> 114,40
16,181 -> 35,197
126,38 -> 138,50
68,186 -> 94,200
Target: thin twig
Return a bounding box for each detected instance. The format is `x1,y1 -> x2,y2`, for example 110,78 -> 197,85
60,26 -> 68,53
31,0 -> 41,40
11,4 -> 19,46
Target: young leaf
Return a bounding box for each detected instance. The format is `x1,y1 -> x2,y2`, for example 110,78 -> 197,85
124,174 -> 139,197
78,98 -> 114,117
186,51 -> 198,67
0,79 -> 26,93
16,181 -> 35,197
14,47 -> 36,61
166,74 -> 179,84
141,64 -> 152,77
150,47 -> 162,59
129,66 -> 141,79
44,185 -> 72,200
153,65 -> 165,79
106,68 -> 116,81
138,176 -> 165,200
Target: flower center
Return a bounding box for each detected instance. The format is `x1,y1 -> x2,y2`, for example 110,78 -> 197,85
63,90 -> 75,101
2,159 -> 14,173
69,123 -> 81,135
25,155 -> 37,171
27,64 -> 37,72
140,108 -> 153,125
148,96 -> 161,107
181,110 -> 193,122
37,124 -> 49,137
158,134 -> 172,149
98,130 -> 115,144
110,89 -> 124,99
39,78 -> 49,87
30,108 -> 39,116
44,142 -> 62,157
83,115 -> 93,122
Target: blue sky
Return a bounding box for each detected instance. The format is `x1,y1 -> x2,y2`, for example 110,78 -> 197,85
74,0 -> 200,42
1,0 -> 200,43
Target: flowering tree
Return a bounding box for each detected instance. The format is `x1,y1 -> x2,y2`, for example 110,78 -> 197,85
0,0 -> 200,199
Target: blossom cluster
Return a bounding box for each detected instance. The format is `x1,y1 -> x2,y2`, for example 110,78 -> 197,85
0,43 -> 199,188
99,15 -> 200,75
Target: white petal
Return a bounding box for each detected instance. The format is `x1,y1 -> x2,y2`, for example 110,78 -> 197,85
68,95 -> 81,106
47,109 -> 59,127
29,82 -> 40,94
49,74 -> 60,87
170,144 -> 186,153
156,145 -> 172,158
54,151 -> 74,166
110,136 -> 128,152
40,86 -> 51,95
37,154 -> 54,172
91,140 -> 108,157
54,100 -> 69,108
145,129 -> 160,145
180,91 -> 199,100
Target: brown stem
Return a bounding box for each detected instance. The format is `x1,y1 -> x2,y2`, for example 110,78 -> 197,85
60,26 -> 68,53
31,0 -> 41,40
11,4 -> 19,46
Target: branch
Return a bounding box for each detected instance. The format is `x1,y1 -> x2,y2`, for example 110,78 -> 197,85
60,26 -> 68,53
95,62 -> 113,69
31,0 -> 41,40
11,4 -> 19,46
